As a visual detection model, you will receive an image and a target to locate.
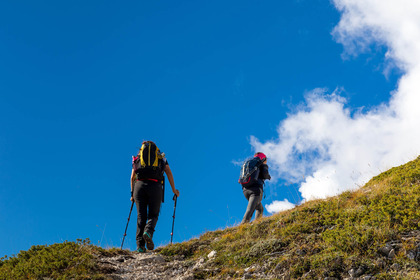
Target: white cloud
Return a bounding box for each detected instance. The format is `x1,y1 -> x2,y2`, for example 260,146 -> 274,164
266,199 -> 295,214
332,0 -> 420,70
256,0 -> 420,211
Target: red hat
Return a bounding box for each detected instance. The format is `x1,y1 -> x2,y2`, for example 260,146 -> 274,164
254,152 -> 267,161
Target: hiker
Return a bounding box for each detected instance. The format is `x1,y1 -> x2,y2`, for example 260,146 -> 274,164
239,152 -> 271,224
130,141 -> 180,253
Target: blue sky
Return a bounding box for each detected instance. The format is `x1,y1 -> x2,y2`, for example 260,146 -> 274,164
1,0 -> 412,257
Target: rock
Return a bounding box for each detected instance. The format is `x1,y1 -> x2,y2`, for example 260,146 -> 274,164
388,249 -> 396,259
174,255 -> 185,261
390,263 -> 401,271
356,267 -> 365,276
242,273 -> 253,279
192,258 -> 206,270
378,244 -> 393,257
348,267 -> 364,278
207,250 -> 217,259
375,258 -> 386,268
138,254 -> 166,264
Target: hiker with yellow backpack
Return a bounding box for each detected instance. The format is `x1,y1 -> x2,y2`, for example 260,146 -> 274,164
130,141 -> 180,253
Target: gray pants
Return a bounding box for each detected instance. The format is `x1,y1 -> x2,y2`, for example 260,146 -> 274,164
241,188 -> 263,224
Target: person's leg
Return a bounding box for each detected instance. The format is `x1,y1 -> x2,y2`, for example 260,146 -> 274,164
241,189 -> 261,224
133,181 -> 147,251
254,189 -> 264,220
143,182 -> 162,250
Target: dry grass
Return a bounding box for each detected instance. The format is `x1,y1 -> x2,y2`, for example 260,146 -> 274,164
159,156 -> 420,278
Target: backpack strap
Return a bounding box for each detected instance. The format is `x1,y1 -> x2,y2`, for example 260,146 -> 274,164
139,144 -> 146,166
243,159 -> 263,179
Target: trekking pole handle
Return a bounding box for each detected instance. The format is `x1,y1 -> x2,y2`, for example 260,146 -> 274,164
173,194 -> 177,208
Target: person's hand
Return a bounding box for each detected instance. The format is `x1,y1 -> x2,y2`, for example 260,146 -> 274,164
130,196 -> 134,202
174,189 -> 180,197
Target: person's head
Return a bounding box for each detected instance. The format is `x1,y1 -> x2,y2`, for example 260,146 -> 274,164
254,152 -> 267,163
138,140 -> 157,154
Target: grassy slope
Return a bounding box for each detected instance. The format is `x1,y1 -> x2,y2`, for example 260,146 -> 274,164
1,156 -> 420,279
0,239 -> 121,280
158,156 -> 420,279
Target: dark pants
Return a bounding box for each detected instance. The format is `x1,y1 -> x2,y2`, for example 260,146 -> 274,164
133,180 -> 162,248
241,187 -> 263,224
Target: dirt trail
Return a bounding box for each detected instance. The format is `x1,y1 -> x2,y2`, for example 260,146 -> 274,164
98,251 -> 197,280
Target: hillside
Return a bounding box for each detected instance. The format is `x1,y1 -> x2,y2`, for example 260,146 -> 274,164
1,156 -> 420,279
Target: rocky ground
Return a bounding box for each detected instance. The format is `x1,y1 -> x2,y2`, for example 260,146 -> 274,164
97,231 -> 420,280
98,250 -> 221,280
97,249 -> 278,280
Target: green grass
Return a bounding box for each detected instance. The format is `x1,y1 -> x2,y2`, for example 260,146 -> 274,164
2,156 -> 420,279
0,239 -> 121,280
158,156 -> 420,278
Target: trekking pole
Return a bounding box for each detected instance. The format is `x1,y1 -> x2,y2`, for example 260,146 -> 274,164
170,194 -> 178,244
121,200 -> 134,249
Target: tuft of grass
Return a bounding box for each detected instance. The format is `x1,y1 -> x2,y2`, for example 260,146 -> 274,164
0,239 -> 118,280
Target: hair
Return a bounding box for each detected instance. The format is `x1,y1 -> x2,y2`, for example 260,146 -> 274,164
138,140 -> 157,153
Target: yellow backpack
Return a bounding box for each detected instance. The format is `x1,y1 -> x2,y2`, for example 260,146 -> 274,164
133,141 -> 164,181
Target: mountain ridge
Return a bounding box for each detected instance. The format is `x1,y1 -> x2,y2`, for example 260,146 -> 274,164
2,156 -> 420,279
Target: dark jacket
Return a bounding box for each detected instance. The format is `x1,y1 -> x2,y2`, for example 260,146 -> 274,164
257,163 -> 271,186
243,163 -> 271,195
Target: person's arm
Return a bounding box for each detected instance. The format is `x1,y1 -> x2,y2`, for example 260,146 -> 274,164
260,163 -> 271,180
164,165 -> 180,197
130,169 -> 135,201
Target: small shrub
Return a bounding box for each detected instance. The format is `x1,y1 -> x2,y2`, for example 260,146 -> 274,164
0,239 -> 106,280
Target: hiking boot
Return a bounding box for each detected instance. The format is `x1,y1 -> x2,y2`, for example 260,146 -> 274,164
136,246 -> 146,253
143,232 -> 154,250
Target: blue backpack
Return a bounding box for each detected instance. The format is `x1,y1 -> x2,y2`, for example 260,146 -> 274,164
238,157 -> 263,187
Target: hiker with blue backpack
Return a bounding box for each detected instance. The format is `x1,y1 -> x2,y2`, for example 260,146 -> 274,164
239,152 -> 271,224
130,141 -> 180,253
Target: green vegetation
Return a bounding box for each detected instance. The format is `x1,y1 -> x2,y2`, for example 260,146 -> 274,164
2,156 -> 420,279
158,156 -> 420,278
0,239 -> 120,280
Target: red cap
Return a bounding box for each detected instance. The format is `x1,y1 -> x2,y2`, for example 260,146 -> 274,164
255,152 -> 267,161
